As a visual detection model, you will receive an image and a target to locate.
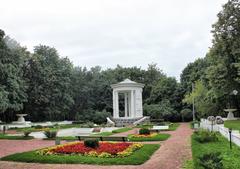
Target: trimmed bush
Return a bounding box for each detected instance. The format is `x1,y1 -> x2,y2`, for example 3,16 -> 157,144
34,125 -> 43,129
44,130 -> 57,139
139,128 -> 150,135
194,130 -> 218,143
199,152 -> 223,169
84,139 -> 99,148
23,130 -> 32,137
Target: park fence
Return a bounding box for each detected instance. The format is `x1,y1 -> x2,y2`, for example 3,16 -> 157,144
200,119 -> 240,146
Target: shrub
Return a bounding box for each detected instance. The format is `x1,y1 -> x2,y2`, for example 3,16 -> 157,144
180,108 -> 193,122
72,120 -> 84,124
199,152 -> 223,169
84,139 -> 99,148
82,122 -> 95,128
44,130 -> 58,138
23,130 -> 32,137
139,128 -> 150,135
34,125 -> 43,129
194,130 -> 218,143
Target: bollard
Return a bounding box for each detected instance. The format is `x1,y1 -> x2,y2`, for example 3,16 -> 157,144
3,125 -> 6,134
229,128 -> 232,149
55,138 -> 61,145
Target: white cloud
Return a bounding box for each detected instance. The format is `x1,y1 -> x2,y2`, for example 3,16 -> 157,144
0,0 -> 228,80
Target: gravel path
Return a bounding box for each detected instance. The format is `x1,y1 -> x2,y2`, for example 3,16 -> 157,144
0,123 -> 192,169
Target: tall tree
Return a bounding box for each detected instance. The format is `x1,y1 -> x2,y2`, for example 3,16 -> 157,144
0,29 -> 27,122
207,0 -> 240,109
24,45 -> 74,121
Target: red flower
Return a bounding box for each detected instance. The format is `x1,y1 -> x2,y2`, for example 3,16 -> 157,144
51,142 -> 133,155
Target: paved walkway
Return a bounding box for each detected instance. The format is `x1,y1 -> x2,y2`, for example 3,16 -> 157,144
0,123 -> 192,169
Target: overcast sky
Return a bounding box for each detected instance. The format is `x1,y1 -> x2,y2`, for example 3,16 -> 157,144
1,0 -> 227,79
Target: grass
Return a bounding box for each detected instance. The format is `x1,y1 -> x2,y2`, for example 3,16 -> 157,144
92,132 -> 113,136
43,136 -> 77,141
224,120 -> 240,131
136,123 -> 180,131
1,144 -> 160,165
92,127 -> 133,136
0,133 -> 33,140
112,127 -> 132,133
192,132 -> 240,169
182,160 -> 194,169
128,133 -> 170,142
169,123 -> 180,131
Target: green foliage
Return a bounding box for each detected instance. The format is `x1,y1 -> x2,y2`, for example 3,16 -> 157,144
0,29 -> 27,122
34,125 -> 43,129
23,130 -> 32,137
199,152 -> 223,169
194,130 -> 218,143
139,128 -> 150,135
192,132 -> 240,169
183,81 -> 220,118
180,108 -> 192,122
92,110 -> 111,124
144,100 -> 180,121
44,130 -> 58,139
84,139 -> 99,148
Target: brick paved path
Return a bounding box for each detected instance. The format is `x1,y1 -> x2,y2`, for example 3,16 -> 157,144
0,123 -> 192,169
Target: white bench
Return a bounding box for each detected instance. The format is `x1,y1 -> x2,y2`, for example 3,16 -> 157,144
152,126 -> 169,130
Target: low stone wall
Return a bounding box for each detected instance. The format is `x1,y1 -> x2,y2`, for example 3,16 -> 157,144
200,119 -> 240,146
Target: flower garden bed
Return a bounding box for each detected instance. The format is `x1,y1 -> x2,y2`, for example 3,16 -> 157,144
38,141 -> 143,158
1,143 -> 159,165
128,133 -> 170,141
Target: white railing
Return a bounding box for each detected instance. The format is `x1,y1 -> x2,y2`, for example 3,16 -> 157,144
200,119 -> 240,146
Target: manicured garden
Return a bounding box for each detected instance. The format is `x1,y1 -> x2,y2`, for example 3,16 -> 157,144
191,130 -> 240,169
1,142 -> 159,165
0,133 -> 33,140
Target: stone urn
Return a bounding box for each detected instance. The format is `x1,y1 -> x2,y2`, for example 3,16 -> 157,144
224,109 -> 237,120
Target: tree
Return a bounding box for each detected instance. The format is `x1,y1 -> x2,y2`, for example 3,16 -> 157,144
183,81 -> 220,117
207,0 -> 240,109
23,45 -> 74,121
0,29 -> 27,122
180,58 -> 208,95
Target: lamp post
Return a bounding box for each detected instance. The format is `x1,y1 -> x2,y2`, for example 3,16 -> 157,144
192,83 -> 196,121
229,128 -> 232,149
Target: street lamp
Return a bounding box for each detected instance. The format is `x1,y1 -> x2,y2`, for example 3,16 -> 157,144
192,83 -> 196,121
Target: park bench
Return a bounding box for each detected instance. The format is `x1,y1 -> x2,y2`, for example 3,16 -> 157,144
76,136 -> 128,142
150,126 -> 169,133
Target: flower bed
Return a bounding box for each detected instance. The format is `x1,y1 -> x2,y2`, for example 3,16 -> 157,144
132,133 -> 157,138
37,142 -> 143,158
128,133 -> 170,141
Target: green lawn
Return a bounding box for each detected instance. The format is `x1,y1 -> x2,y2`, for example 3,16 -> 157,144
44,136 -> 77,141
136,123 -> 180,131
92,127 -> 132,136
0,134 -> 33,140
169,123 -> 180,131
1,144 -> 159,165
112,127 -> 132,133
224,120 -> 240,131
128,133 -> 170,142
192,132 -> 240,169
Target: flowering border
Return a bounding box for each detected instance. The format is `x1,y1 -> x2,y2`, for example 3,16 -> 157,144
37,141 -> 143,158
131,133 -> 158,138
